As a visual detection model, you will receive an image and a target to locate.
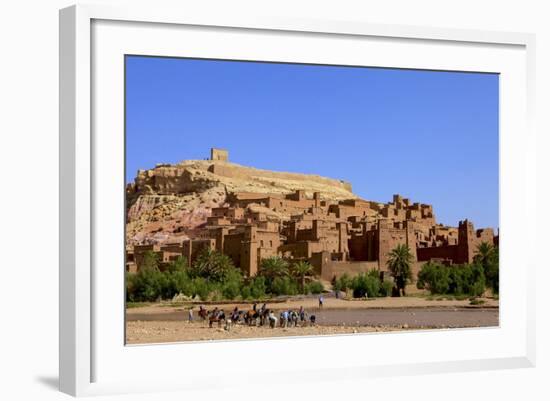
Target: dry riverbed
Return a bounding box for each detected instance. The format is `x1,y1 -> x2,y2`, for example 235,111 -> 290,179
126,296 -> 498,344
126,321 -> 400,344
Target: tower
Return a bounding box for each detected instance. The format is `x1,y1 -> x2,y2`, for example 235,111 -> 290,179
458,219 -> 476,263
314,192 -> 321,208
210,148 -> 228,162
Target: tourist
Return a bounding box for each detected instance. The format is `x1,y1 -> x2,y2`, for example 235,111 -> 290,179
310,314 -> 316,326
268,311 -> 277,328
289,310 -> 298,327
231,307 -> 239,323
299,306 -> 305,322
281,310 -> 289,328
188,307 -> 194,322
198,305 -> 207,320
259,303 -> 267,326
319,295 -> 324,308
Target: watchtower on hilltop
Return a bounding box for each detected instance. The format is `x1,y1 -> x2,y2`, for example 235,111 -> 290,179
210,148 -> 228,162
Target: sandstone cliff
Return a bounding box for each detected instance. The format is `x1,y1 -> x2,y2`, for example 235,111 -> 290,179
126,160 -> 357,245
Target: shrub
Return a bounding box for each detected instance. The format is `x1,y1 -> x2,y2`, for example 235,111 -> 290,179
333,273 -> 352,293
170,270 -> 193,295
240,285 -> 251,300
417,262 -> 486,297
334,270 -> 391,298
468,263 -> 486,297
379,280 -> 394,297
307,281 -> 324,294
127,267 -> 169,302
350,273 -> 380,298
165,256 -> 189,273
474,242 -> 499,294
207,288 -> 224,302
190,277 -> 210,301
250,276 -> 267,299
140,250 -> 159,271
239,276 -> 268,299
270,276 -> 298,296
417,262 -> 450,294
126,272 -> 137,302
220,269 -> 244,300
448,263 -> 485,296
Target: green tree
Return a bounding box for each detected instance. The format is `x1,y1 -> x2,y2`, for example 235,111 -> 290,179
350,273 -> 380,298
333,273 -> 352,293
165,255 -> 189,273
306,281 -> 324,294
241,276 -> 267,300
417,262 -> 486,297
140,250 -> 159,271
271,276 -> 298,296
220,268 -> 244,299
386,244 -> 414,296
468,263 -> 487,297
417,262 -> 451,294
474,242 -> 499,295
191,248 -> 235,282
127,267 -> 168,302
259,256 -> 289,282
291,260 -> 314,293
474,242 -> 494,272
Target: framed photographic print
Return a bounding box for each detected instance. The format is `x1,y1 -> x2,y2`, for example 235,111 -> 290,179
59,4 -> 536,397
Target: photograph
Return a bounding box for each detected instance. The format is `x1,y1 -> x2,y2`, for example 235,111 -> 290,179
124,55 -> 500,344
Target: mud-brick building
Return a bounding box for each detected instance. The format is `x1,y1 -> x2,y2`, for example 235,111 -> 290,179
219,225 -> 281,276
416,219 -> 496,265
127,178 -> 498,282
210,148 -> 228,162
280,219 -> 349,261
129,239 -> 216,272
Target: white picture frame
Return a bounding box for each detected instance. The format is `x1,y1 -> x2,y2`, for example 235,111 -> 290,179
59,3 -> 536,397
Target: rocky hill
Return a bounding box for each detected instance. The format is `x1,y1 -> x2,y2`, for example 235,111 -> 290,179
126,159 -> 357,245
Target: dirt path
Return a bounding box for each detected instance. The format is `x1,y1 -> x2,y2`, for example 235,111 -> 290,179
127,295 -> 498,317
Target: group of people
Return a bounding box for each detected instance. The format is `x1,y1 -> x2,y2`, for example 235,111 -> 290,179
276,306 -> 316,328
188,302 -> 317,330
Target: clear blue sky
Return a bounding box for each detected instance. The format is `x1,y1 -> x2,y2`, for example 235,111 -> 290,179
126,56 -> 499,230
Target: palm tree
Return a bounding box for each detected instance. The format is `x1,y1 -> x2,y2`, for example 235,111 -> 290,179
292,261 -> 314,293
192,248 -> 234,282
386,244 -> 414,296
259,256 -> 289,282
474,242 -> 494,267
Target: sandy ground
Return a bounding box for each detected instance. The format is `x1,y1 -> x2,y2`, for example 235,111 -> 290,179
126,320 -> 403,344
126,296 -> 498,344
127,295 -> 498,316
